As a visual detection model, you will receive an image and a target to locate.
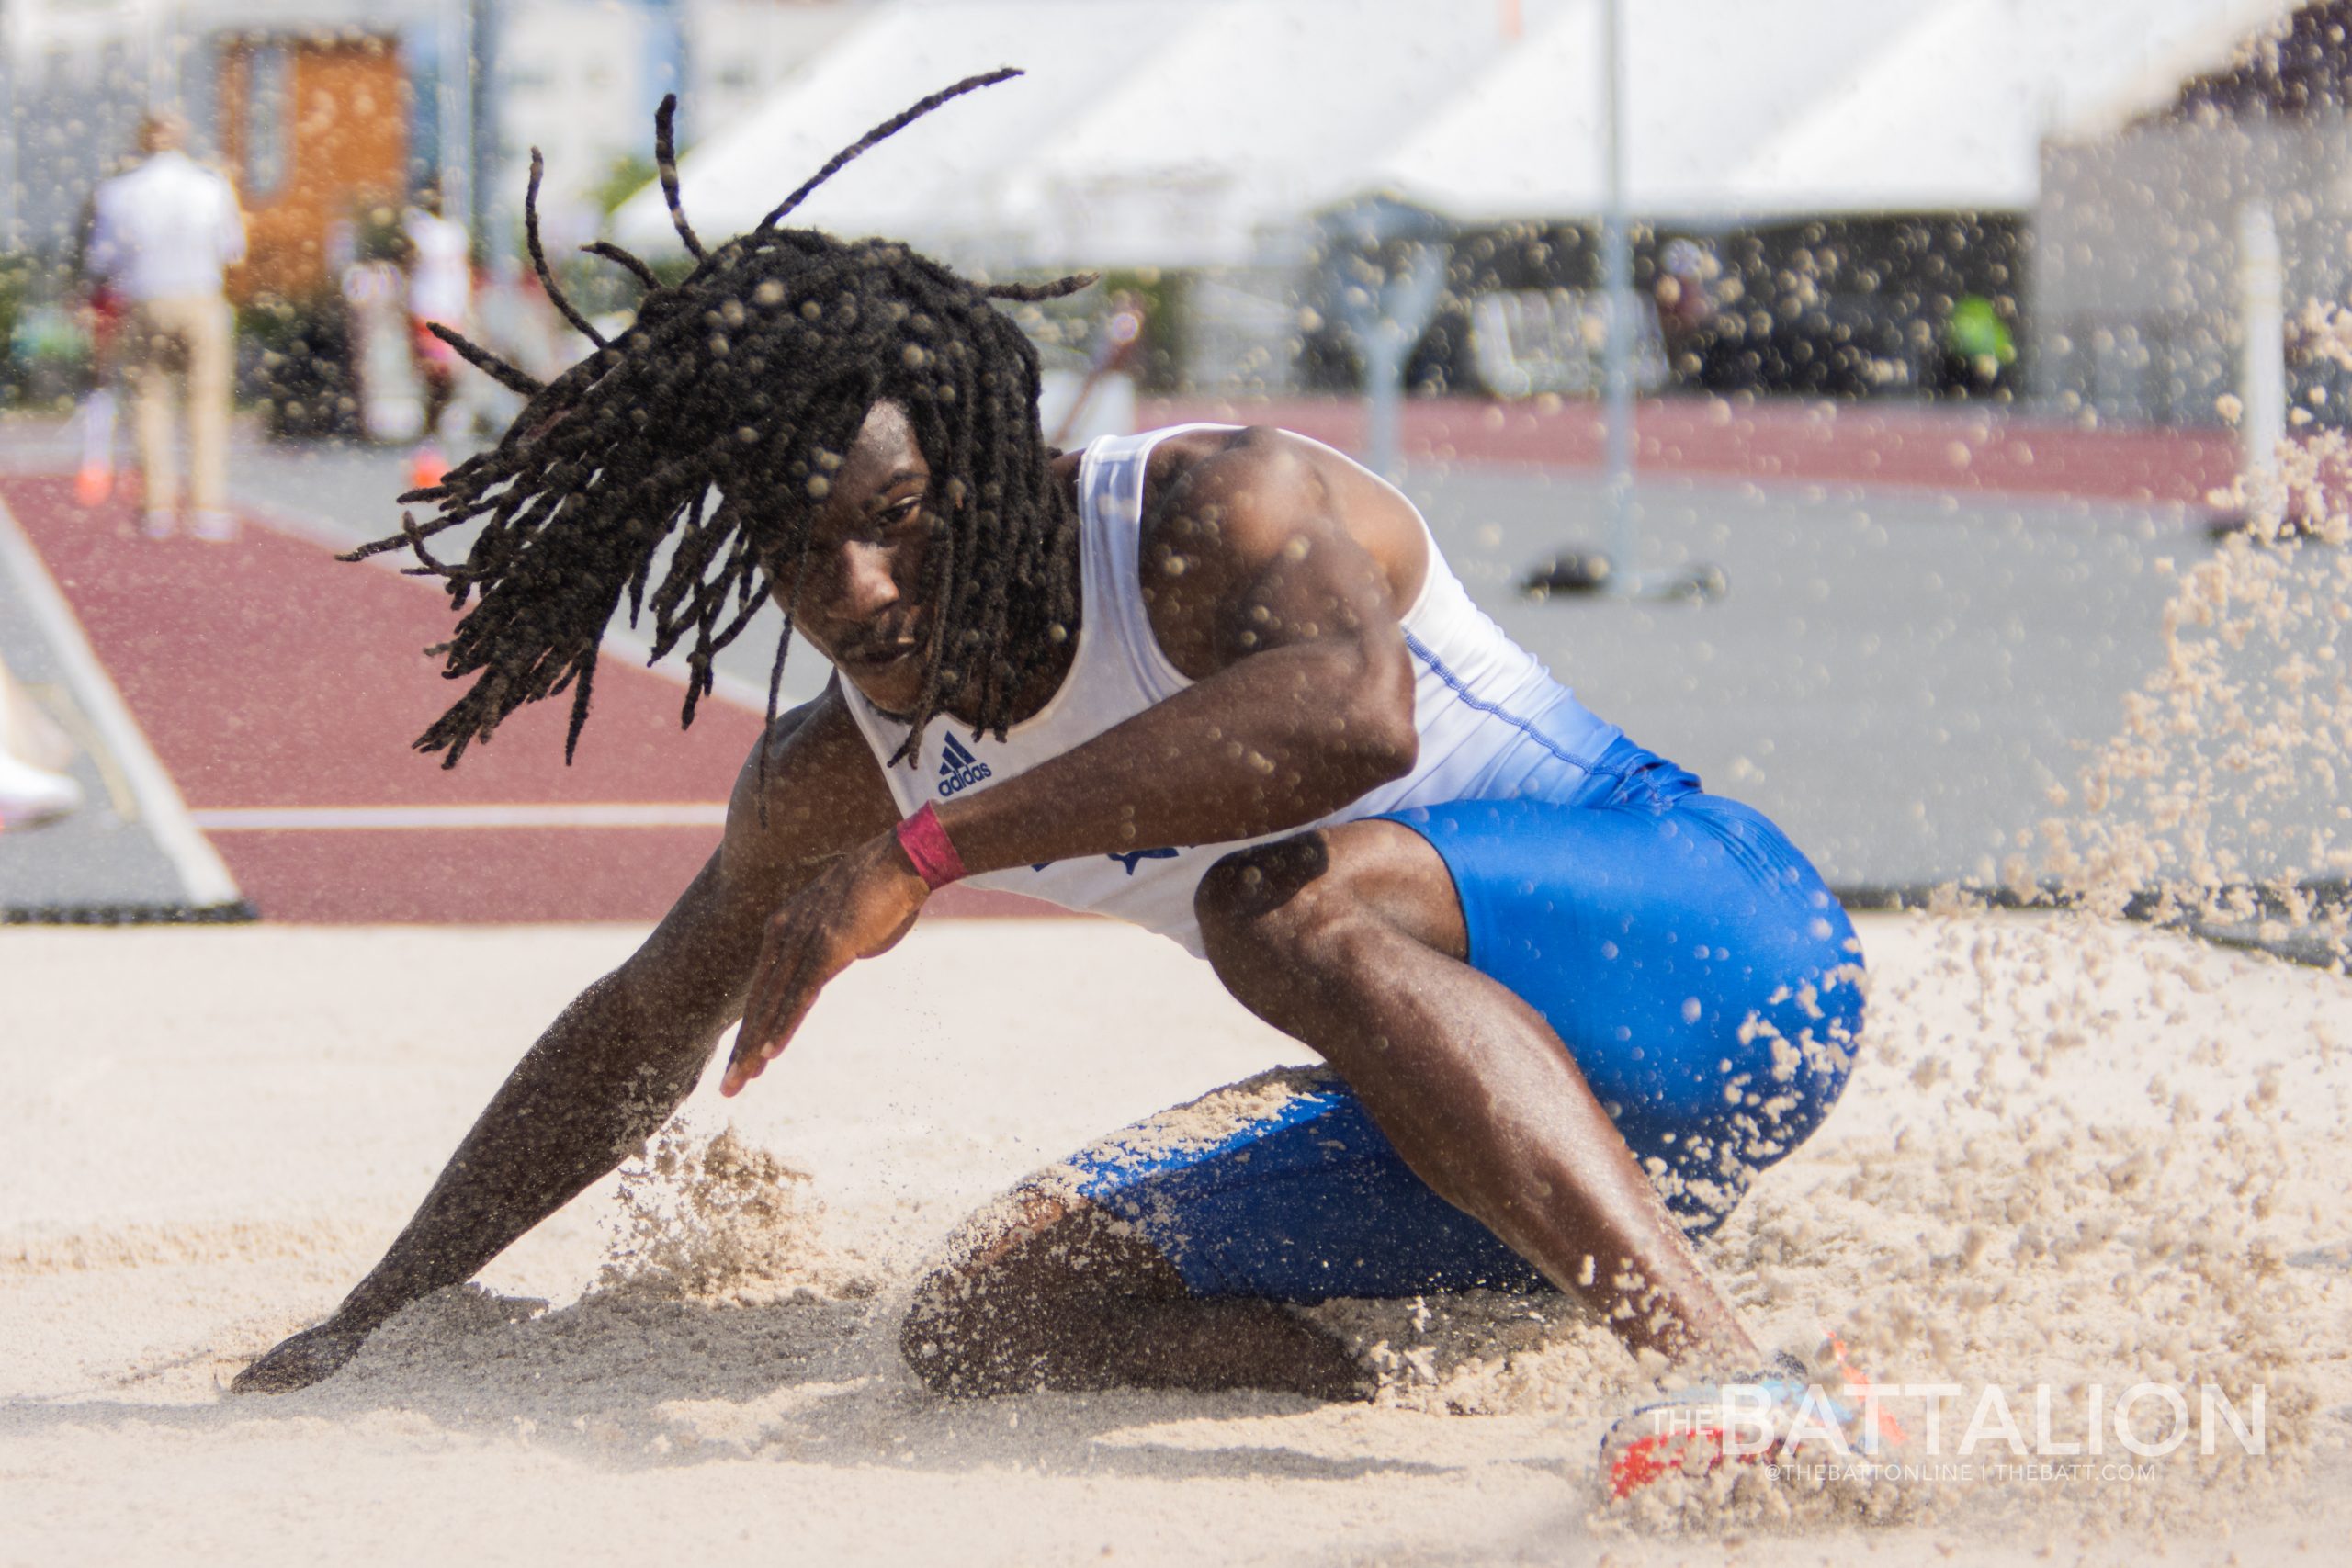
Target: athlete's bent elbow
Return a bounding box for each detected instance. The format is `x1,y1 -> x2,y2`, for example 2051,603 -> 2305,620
1349,648 -> 1419,786
1330,692 -> 1417,796
1364,715 -> 1419,785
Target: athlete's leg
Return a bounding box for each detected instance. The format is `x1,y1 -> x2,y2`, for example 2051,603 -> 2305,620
899,1179 -> 1366,1399
900,806 -> 1854,1398
1193,819 -> 1758,1372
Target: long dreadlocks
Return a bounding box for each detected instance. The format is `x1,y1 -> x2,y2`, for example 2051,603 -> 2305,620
346,71 -> 1096,771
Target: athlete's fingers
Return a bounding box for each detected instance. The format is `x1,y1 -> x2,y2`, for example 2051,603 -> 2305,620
724,927 -> 806,1094
726,950 -> 806,1091
752,971 -> 828,1066
729,962 -> 831,1092
726,924 -> 848,1094
724,843 -> 927,1095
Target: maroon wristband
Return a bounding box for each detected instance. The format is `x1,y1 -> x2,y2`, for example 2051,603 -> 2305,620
893,801 -> 967,891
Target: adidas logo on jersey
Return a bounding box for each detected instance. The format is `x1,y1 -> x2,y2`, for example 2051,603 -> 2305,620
937,734 -> 993,797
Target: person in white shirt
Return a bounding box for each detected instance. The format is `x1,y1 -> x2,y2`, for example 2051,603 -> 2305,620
399,188 -> 472,489
85,113 -> 247,542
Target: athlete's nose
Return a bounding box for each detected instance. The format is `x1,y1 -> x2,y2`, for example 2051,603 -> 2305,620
831,538 -> 900,622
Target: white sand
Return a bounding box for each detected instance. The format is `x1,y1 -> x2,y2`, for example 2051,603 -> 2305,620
6,909 -> 2351,1565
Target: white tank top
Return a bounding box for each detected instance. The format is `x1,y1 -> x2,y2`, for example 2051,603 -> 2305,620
841,424 -> 1623,957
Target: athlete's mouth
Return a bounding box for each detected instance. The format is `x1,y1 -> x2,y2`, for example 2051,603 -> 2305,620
837,618 -> 924,671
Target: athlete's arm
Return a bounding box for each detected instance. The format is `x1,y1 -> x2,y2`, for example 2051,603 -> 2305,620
949,435 -> 1423,863
724,432 -> 1425,1092
233,691 -> 894,1393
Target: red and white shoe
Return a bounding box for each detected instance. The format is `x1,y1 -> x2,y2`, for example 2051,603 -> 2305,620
1600,1343 -> 1899,1499
74,463 -> 113,506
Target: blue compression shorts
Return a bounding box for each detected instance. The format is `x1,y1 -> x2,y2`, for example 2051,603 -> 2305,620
1058,739 -> 1866,1303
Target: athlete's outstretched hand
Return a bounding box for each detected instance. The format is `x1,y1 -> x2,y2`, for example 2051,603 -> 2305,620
232,1316 -> 372,1394
722,831 -> 928,1096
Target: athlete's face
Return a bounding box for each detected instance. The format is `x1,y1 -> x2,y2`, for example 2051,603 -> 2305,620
777,400 -> 938,716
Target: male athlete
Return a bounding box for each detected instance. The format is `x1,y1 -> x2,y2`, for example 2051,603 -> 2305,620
234,80 -> 1865,1451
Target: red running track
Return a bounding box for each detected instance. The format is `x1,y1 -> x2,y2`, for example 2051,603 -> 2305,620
1142,395 -> 2243,509
4,477 -> 1041,924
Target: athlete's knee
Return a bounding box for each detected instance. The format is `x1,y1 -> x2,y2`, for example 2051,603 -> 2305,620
899,1258 -> 996,1395
899,1185 -> 1103,1397
1195,834 -> 1368,990
899,1186 -> 1035,1393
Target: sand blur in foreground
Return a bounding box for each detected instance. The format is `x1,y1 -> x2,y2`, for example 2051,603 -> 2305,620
6,912 -> 2351,1566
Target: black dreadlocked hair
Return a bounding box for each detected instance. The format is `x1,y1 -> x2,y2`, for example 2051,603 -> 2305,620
345,70 -> 1097,772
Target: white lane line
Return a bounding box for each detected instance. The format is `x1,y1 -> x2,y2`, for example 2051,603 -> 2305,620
0,495 -> 243,905
187,802 -> 729,831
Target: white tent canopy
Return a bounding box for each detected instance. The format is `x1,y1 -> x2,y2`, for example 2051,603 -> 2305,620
610,0 -> 1202,265
1713,0 -> 2299,218
1369,0 -> 1939,224
613,0 -> 1534,268
1372,0 -> 2301,223
616,0 -> 2305,266
991,1 -> 1512,267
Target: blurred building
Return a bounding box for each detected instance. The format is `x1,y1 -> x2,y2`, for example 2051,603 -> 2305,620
3,0 -> 475,299
217,29 -> 411,301
2036,0 -> 2352,426
2,0 -> 869,288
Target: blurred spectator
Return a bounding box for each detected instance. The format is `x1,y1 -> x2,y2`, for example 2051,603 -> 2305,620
0,656 -> 81,832
86,112 -> 248,542
1047,295 -> 1145,445
400,188 -> 472,490
70,194 -> 125,507
1654,237 -> 1717,385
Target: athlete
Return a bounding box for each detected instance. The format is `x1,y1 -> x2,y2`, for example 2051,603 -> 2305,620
232,79 -> 1865,1434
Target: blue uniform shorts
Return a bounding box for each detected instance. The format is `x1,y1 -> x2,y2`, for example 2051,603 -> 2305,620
1059,741 -> 1865,1302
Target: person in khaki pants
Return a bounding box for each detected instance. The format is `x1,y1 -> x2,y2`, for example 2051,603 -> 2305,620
86,113 -> 246,541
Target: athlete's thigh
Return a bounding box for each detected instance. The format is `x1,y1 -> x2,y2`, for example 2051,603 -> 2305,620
1204,816 -> 1469,960
1380,794 -> 1863,1231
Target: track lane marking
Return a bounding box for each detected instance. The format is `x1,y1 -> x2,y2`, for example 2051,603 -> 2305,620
189,803 -> 729,831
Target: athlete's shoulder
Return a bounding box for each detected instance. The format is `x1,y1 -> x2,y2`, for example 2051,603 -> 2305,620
1141,423 -> 1307,491
1137,425 -> 1427,612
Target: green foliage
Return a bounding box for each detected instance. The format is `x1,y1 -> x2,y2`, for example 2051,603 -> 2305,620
590,154 -> 660,220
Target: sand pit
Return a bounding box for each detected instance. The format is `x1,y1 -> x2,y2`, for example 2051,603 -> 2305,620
6,907 -> 2350,1565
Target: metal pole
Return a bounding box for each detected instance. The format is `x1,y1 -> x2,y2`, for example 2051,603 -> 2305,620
1366,333 -> 1404,480
0,1 -> 17,250
2238,199 -> 2286,525
1599,0 -> 1636,591
469,0 -> 489,248
437,0 -> 469,220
